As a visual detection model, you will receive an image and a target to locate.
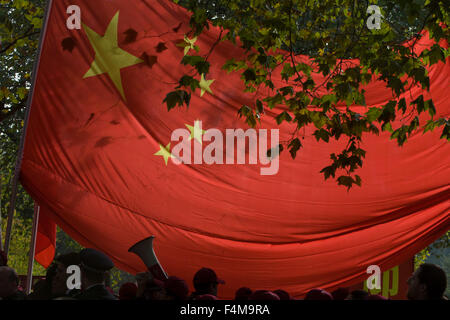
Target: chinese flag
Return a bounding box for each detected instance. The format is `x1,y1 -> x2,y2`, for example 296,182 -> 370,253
21,0 -> 449,298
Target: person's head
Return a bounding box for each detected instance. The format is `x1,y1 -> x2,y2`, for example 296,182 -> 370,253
193,267 -> 225,296
135,272 -> 152,297
304,288 -> 333,300
331,287 -> 349,300
142,278 -> 164,300
52,252 -> 81,296
234,287 -> 252,300
0,266 -> 19,298
46,263 -> 58,286
196,294 -> 218,300
29,264 -> 57,299
0,250 -> 7,266
273,289 -> 290,300
248,290 -> 280,300
347,290 -> 369,300
79,248 -> 114,288
161,276 -> 189,301
407,263 -> 447,300
119,282 -> 138,300
80,267 -> 108,288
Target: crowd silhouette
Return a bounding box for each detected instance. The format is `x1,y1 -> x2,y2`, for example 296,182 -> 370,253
0,248 -> 447,301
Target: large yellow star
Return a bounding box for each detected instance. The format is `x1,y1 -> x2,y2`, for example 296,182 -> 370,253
83,12 -> 143,100
199,74 -> 214,97
154,143 -> 173,165
185,120 -> 206,144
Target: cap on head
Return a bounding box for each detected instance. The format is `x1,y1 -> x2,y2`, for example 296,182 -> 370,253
55,252 -> 81,267
79,248 -> 114,273
193,268 -> 225,286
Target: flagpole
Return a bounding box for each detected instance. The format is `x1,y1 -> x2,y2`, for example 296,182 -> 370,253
0,173 -> 3,251
26,203 -> 40,294
3,0 -> 53,257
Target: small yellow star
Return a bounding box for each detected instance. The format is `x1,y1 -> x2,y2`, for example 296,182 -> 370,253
185,120 -> 206,144
82,11 -> 143,100
154,143 -> 173,165
199,74 -> 214,97
176,35 -> 198,56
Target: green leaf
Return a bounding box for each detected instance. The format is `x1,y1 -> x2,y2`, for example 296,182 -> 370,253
337,175 -> 354,190
281,64 -> 295,81
440,121 -> 450,141
424,99 -> 436,118
16,87 -> 28,100
163,90 -> 190,110
177,75 -> 200,91
354,175 -> 362,187
256,99 -> 264,114
243,68 -> 257,81
288,138 -> 302,159
181,55 -> 210,74
275,111 -> 292,124
320,165 -> 335,180
313,128 -> 330,142
366,107 -> 382,122
397,98 -> 407,114
412,95 -> 425,114
428,45 -> 445,65
382,122 -> 393,133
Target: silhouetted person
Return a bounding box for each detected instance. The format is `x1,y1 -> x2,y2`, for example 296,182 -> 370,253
407,263 -> 447,300
304,288 -> 333,300
196,294 -> 218,300
190,267 -> 224,299
51,252 -> 81,298
273,289 -> 291,300
248,290 -> 280,300
0,267 -> 26,300
140,278 -> 164,300
135,272 -> 151,299
348,290 -> 369,300
119,282 -> 138,300
73,248 -> 117,300
27,263 -> 57,300
160,276 -> 189,301
331,287 -> 349,300
234,287 -> 252,300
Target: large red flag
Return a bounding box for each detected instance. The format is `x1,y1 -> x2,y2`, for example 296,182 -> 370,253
21,0 -> 448,298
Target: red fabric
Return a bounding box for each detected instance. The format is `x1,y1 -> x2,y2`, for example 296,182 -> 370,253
34,207 -> 56,268
22,0 -> 449,298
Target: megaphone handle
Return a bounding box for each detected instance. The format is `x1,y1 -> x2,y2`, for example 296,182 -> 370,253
149,264 -> 168,281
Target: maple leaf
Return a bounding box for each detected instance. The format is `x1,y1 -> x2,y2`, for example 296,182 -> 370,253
141,52 -> 158,68
123,28 -> 138,43
155,42 -> 168,53
61,37 -> 76,52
